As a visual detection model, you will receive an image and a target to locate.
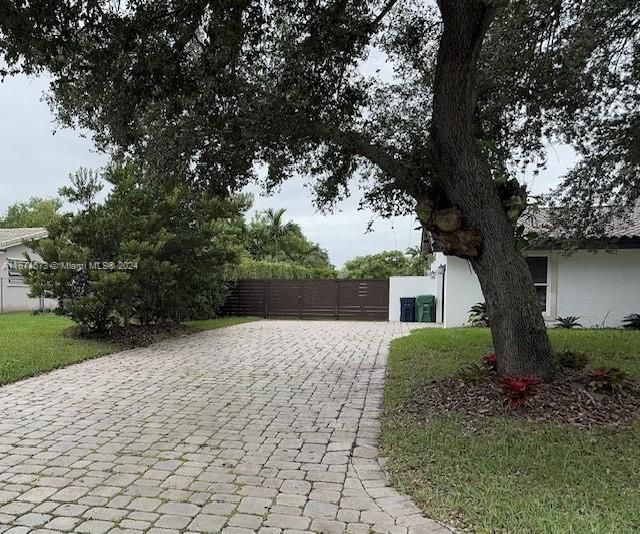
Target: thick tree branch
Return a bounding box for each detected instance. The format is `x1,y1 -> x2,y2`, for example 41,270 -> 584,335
314,124 -> 414,184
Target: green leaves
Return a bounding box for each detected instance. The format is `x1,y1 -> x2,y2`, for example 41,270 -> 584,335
341,249 -> 431,279
0,197 -> 62,229
1,0 -> 638,231
24,161 -> 247,332
244,208 -> 334,270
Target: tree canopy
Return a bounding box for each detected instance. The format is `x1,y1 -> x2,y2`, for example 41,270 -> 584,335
341,249 -> 431,279
25,163 -> 247,332
0,1 -> 636,222
227,206 -> 336,279
0,197 -> 62,228
244,208 -> 333,270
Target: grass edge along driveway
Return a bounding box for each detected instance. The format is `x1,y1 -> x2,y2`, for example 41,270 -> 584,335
0,312 -> 259,386
381,327 -> 640,534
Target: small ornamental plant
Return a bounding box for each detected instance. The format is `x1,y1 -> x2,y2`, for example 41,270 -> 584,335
587,367 -> 627,394
556,350 -> 589,370
458,363 -> 488,383
501,375 -> 542,409
555,315 -> 583,329
483,353 -> 498,371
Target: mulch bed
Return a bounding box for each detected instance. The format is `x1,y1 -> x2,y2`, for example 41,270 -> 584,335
64,323 -> 197,348
399,369 -> 640,429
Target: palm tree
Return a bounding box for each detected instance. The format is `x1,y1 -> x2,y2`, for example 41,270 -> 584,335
405,245 -> 432,275
405,246 -> 421,259
262,208 -> 299,261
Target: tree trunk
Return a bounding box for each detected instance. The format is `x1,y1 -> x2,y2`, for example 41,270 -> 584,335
430,0 -> 554,377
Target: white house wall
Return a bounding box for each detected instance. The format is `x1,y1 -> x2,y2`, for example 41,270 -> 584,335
3,243 -> 40,260
555,249 -> 640,327
441,255 -> 484,327
388,276 -> 438,322
439,248 -> 640,328
0,282 -> 57,312
0,244 -> 57,313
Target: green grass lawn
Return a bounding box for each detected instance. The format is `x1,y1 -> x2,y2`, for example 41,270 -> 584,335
0,312 -> 260,386
0,312 -> 115,386
381,328 -> 640,534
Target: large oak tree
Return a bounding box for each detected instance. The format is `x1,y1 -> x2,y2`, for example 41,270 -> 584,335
1,0 -> 637,376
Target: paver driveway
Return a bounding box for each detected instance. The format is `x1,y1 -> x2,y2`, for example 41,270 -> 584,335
0,320 -> 450,534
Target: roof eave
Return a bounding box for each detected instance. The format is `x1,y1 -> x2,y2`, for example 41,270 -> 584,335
527,236 -> 640,251
0,230 -> 49,250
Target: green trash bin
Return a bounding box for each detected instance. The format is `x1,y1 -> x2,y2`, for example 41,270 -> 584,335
415,295 -> 436,322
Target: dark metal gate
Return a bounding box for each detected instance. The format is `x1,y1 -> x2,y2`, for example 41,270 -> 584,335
222,279 -> 389,321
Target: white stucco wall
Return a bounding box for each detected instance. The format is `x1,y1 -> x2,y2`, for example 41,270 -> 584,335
554,249 -> 640,327
0,244 -> 57,313
388,276 -> 438,321
441,255 -> 484,327
438,248 -> 640,328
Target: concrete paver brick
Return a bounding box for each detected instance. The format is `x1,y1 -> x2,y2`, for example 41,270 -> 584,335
0,321 -> 450,533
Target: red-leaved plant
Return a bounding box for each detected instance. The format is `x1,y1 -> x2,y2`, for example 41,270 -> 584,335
501,375 -> 541,409
483,353 -> 497,371
587,367 -> 626,393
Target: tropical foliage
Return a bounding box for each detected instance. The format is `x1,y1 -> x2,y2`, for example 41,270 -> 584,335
243,208 -> 334,272
501,375 -> 542,409
225,258 -> 335,280
555,316 -> 583,329
468,302 -> 490,327
556,350 -> 589,370
587,367 -> 628,394
622,314 -> 640,330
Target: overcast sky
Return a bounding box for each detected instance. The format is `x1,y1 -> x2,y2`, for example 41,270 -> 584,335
0,73 -> 577,267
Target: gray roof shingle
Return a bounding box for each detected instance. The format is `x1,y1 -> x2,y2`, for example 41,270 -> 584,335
604,204 -> 640,239
0,228 -> 48,250
524,205 -> 640,242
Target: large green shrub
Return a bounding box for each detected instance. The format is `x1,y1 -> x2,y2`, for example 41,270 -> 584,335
340,250 -> 432,279
24,162 -> 247,333
225,258 -> 335,280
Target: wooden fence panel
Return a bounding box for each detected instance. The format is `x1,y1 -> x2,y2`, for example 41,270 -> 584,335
302,280 -> 340,319
336,280 -> 389,321
222,279 -> 389,321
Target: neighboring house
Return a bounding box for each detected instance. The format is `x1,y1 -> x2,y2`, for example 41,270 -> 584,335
425,206 -> 640,328
0,228 -> 56,312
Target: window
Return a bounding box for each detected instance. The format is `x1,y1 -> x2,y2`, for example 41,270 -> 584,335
526,256 -> 548,312
6,258 -> 27,285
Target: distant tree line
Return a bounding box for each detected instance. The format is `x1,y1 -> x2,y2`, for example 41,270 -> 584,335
340,249 -> 432,280
0,197 -> 62,228
234,207 -> 336,279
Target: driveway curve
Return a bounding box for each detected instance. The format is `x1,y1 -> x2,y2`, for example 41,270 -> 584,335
0,320 -> 449,534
